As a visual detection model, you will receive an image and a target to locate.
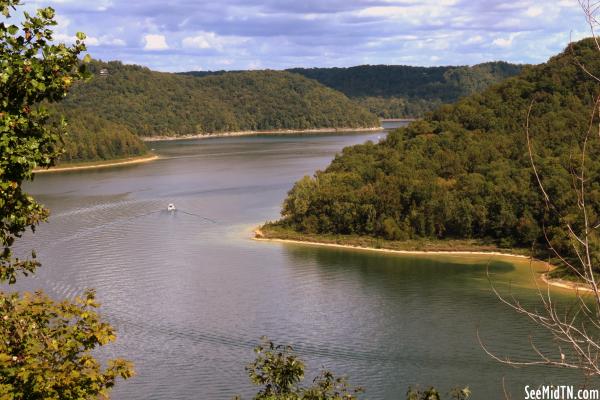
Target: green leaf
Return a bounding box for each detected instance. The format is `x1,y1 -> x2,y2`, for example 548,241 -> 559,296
7,25 -> 18,35
75,31 -> 86,40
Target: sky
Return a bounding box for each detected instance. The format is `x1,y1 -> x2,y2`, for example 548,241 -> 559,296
19,0 -> 593,72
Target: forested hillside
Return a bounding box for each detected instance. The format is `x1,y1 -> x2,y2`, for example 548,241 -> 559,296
57,112 -> 148,163
59,61 -> 379,138
273,39 -> 600,260
288,62 -> 523,118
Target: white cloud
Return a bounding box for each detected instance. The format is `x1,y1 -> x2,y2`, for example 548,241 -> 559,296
106,37 -> 127,46
492,37 -> 512,47
355,0 -> 457,22
88,36 -> 126,47
182,31 -> 247,51
465,35 -> 484,44
525,6 -> 543,17
492,33 -> 521,48
144,34 -> 169,50
54,33 -> 125,47
86,36 -> 100,46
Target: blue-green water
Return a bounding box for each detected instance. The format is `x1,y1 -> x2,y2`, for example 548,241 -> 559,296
12,128 -> 582,399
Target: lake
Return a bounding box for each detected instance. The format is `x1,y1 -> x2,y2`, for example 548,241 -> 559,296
12,125 -> 579,399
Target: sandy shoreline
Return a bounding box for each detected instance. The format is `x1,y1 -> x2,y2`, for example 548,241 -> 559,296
142,127 -> 381,142
34,154 -> 159,173
253,228 -> 530,259
253,228 -> 592,293
540,273 -> 593,293
381,118 -> 416,122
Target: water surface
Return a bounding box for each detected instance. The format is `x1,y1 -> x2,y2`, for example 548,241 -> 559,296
12,127 -> 581,399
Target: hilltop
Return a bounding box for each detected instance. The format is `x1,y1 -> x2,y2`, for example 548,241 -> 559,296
183,63 -> 524,119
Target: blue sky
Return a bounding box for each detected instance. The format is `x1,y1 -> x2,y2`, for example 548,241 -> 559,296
22,0 -> 591,71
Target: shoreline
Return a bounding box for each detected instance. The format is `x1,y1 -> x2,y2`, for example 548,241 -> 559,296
253,228 -> 590,293
253,228 -> 530,259
540,272 -> 593,293
34,154 -> 159,173
142,126 -> 381,142
380,118 -> 416,122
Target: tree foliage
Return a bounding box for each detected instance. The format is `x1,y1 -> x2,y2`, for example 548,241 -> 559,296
0,0 -> 88,282
0,290 -> 134,400
406,386 -> 471,400
288,62 -> 523,118
236,338 -> 363,400
58,111 -> 146,163
0,2 -> 133,398
276,38 -> 600,272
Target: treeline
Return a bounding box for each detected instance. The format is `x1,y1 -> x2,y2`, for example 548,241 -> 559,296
288,62 -> 524,118
57,112 -> 147,163
59,61 -> 379,138
276,39 -> 600,262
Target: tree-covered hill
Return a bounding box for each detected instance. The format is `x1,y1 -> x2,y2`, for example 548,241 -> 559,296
287,62 -> 523,118
273,38 -> 600,262
57,112 -> 148,163
58,61 -> 379,139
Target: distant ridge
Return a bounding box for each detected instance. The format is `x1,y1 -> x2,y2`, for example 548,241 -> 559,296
60,61 -> 379,138
183,62 -> 524,118
288,62 -> 524,118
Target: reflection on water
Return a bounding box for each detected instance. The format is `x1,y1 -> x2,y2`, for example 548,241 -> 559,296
8,129 -> 582,399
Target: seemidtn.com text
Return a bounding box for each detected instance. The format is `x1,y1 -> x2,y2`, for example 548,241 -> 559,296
525,386 -> 600,400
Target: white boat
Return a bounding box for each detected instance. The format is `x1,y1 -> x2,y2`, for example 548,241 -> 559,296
167,203 -> 176,211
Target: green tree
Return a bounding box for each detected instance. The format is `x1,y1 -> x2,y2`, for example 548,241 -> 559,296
0,0 -> 86,282
0,290 -> 133,399
237,338 -> 363,400
406,386 -> 470,400
0,1 -> 133,398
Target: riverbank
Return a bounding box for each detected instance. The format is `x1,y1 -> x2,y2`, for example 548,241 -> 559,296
34,154 -> 159,173
540,273 -> 593,293
254,225 -> 531,257
255,224 -> 533,255
380,118 -> 416,123
254,224 -> 592,293
142,126 -> 381,141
